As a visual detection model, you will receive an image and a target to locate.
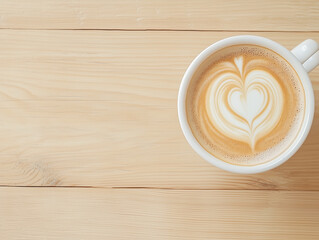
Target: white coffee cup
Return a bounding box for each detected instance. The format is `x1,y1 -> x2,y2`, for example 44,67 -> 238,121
178,35 -> 319,174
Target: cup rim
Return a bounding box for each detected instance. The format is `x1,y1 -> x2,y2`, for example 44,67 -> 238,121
178,35 -> 315,174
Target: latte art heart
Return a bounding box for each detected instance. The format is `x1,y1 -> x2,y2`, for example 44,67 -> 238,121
186,45 -> 304,165
206,56 -> 284,150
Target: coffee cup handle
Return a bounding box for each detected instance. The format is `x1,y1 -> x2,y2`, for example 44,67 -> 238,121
291,39 -> 319,72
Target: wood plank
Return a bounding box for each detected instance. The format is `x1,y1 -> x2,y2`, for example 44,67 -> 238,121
0,30 -> 319,189
0,0 -> 319,31
1,187 -> 319,239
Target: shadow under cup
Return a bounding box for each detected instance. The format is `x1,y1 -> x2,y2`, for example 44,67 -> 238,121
181,42 -> 310,172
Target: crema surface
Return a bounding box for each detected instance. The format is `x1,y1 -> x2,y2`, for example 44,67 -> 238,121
186,45 -> 305,166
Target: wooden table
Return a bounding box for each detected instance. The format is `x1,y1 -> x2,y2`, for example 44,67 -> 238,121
1,1 -> 319,239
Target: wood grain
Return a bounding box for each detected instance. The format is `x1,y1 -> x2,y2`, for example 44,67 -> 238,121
0,30 -> 318,189
1,187 -> 319,239
0,0 -> 319,31
1,1 -> 319,239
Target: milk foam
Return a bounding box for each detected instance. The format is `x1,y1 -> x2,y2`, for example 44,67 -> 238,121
206,56 -> 284,151
186,45 -> 305,166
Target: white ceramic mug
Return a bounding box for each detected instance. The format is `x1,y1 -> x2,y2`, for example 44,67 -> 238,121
178,35 -> 319,174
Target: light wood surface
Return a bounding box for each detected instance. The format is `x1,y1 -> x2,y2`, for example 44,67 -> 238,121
1,1 -> 319,239
2,187 -> 319,240
0,0 -> 318,31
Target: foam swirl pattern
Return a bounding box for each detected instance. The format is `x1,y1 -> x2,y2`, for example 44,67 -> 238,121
206,56 -> 284,151
186,45 -> 305,166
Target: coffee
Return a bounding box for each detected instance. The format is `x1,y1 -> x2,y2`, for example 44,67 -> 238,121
186,44 -> 305,166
